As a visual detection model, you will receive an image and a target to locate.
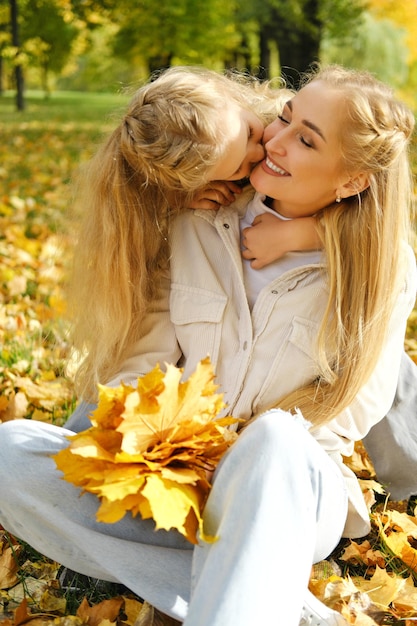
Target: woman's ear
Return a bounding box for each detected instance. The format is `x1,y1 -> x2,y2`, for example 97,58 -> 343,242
338,172 -> 370,199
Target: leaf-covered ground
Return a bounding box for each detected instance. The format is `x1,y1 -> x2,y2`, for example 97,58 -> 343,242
1,91 -> 417,625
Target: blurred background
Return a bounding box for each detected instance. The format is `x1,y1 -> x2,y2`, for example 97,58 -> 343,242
2,0 -> 417,107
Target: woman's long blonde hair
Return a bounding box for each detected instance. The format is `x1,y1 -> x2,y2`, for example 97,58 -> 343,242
275,65 -> 415,428
68,66 -> 287,400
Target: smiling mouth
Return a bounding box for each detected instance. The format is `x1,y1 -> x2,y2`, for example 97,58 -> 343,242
265,156 -> 290,176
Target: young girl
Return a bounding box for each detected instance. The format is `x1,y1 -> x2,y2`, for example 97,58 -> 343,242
0,65 -> 415,625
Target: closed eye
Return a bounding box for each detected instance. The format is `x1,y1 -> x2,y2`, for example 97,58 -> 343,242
299,135 -> 313,148
278,114 -> 313,148
278,114 -> 289,125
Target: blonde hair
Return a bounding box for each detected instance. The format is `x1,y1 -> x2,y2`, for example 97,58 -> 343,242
69,66 -> 288,400
274,64 -> 415,428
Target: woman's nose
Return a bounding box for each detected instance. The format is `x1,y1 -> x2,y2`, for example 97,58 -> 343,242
265,133 -> 286,156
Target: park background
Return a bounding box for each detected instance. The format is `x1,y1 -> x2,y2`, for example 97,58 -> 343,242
1,1 -> 417,625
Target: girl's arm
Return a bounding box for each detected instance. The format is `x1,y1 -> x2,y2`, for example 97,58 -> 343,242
242,212 -> 321,269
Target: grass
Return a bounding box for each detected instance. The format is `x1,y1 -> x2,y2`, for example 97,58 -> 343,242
0,89 -> 130,123
0,90 -> 130,201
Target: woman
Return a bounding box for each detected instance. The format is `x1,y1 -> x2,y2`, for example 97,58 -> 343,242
0,65 -> 416,625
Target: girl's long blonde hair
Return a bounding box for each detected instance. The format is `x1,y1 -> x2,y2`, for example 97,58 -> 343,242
274,65 -> 415,428
69,66 -> 287,400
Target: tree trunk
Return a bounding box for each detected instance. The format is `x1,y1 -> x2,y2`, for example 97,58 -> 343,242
254,0 -> 322,88
257,26 -> 271,80
276,0 -> 322,88
278,38 -> 319,88
42,60 -> 51,98
10,0 -> 25,110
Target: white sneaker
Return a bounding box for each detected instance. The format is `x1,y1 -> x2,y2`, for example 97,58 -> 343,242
300,590 -> 348,625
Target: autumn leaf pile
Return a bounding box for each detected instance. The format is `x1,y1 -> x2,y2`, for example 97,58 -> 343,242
0,192 -> 74,423
310,450 -> 417,623
53,359 -> 238,544
1,92 -> 417,625
0,92 -> 127,425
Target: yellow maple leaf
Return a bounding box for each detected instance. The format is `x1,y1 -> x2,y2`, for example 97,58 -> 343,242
54,358 -> 239,544
140,473 -> 204,539
352,565 -> 406,608
375,511 -> 417,573
340,539 -> 387,569
117,360 -> 226,454
392,574 -> 417,613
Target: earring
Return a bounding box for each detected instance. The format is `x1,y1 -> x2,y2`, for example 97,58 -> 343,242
336,194 -> 342,203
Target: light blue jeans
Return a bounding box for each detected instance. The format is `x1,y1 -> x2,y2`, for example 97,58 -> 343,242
0,410 -> 347,625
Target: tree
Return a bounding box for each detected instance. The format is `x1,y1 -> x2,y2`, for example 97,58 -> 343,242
20,0 -> 78,95
0,2 -> 9,93
321,11 -> 409,87
10,0 -> 24,109
112,0 -> 240,75
237,0 -> 365,85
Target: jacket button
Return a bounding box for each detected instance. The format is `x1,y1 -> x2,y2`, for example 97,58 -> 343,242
271,289 -> 278,294
242,341 -> 248,350
223,223 -> 230,229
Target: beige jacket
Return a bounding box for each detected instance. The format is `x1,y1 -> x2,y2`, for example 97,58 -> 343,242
114,190 -> 417,538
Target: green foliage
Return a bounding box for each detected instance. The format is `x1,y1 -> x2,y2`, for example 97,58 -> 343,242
1,0 -> 416,111
321,11 -> 409,87
21,0 -> 78,73
319,0 -> 365,40
56,24 -> 141,92
112,0 -> 240,71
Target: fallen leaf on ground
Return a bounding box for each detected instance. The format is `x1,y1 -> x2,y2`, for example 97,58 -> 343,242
76,597 -> 123,626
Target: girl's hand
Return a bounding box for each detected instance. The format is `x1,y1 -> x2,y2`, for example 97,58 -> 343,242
242,213 -> 293,268
188,181 -> 242,210
242,214 -> 321,269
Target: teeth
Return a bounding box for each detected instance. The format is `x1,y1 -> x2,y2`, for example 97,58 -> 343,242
266,157 -> 289,176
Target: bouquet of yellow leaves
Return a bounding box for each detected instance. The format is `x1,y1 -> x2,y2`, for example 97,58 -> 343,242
53,358 -> 239,544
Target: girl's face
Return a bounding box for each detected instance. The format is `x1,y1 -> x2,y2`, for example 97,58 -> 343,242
250,81 -> 352,218
208,104 -> 265,181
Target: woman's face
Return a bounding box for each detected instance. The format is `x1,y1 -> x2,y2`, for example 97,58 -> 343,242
208,104 -> 265,181
250,80 -> 352,218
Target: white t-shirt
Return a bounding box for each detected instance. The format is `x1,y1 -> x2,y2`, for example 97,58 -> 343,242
241,192 -> 322,309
